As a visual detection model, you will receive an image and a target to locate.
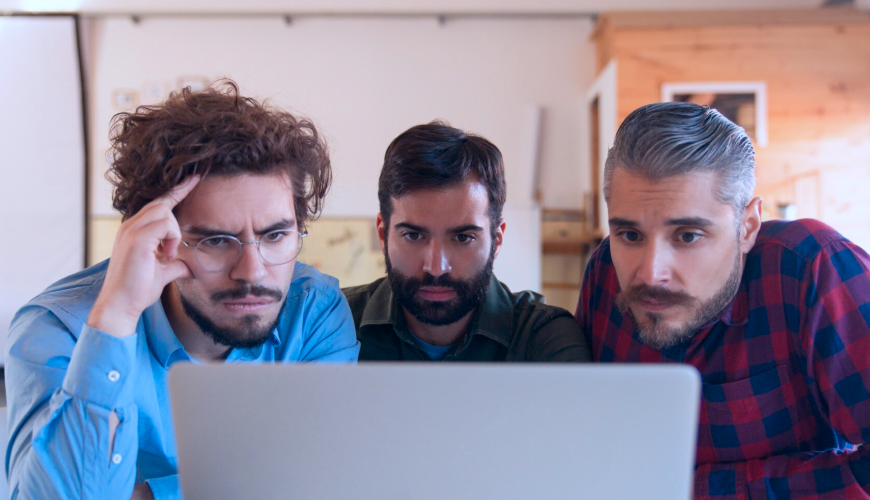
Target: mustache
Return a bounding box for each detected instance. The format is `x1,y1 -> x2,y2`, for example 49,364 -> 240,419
406,273 -> 469,292
211,284 -> 284,303
615,284 -> 697,313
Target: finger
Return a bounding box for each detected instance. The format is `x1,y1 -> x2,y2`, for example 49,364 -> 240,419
124,174 -> 200,229
138,217 -> 183,257
159,259 -> 193,284
154,174 -> 201,210
160,239 -> 180,261
156,213 -> 184,260
123,202 -> 175,232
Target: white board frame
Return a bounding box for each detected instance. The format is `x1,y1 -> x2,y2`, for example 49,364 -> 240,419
0,15 -> 87,366
661,81 -> 768,147
586,60 -> 617,236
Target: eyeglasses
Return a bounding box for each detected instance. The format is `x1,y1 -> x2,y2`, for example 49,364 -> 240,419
181,228 -> 308,272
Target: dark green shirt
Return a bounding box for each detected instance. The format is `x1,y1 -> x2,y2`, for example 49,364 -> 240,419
342,275 -> 591,362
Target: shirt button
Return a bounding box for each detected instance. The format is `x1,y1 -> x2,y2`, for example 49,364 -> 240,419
107,370 -> 120,382
112,453 -> 122,464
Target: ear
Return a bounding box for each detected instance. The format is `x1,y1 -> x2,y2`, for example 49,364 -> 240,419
739,197 -> 763,254
492,218 -> 506,260
376,213 -> 387,254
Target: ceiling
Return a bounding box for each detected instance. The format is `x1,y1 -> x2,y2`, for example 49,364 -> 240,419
4,0 -> 859,15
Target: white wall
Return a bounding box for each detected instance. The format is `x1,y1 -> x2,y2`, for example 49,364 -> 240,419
83,16 -> 596,291
0,16 -> 85,365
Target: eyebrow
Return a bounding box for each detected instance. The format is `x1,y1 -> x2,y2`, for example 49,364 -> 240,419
257,219 -> 298,234
393,223 -> 484,234
394,222 -> 428,233
608,217 -> 714,228
664,217 -> 714,227
449,224 -> 484,234
185,218 -> 297,238
608,218 -> 639,228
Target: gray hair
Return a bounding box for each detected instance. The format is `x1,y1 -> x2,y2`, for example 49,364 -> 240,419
603,102 -> 756,218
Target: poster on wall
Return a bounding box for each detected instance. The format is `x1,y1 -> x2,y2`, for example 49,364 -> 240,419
662,81 -> 768,147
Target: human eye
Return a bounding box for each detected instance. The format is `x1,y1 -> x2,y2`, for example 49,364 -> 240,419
455,233 -> 476,244
677,231 -> 703,244
263,230 -> 289,243
200,236 -> 233,249
616,230 -> 641,243
402,232 -> 423,242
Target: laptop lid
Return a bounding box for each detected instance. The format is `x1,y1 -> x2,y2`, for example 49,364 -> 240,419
169,364 -> 700,500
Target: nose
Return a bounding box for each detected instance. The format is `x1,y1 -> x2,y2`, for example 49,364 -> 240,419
422,240 -> 452,277
634,239 -> 672,286
228,242 -> 268,283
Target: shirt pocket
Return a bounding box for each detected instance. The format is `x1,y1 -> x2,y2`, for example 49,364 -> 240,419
698,364 -> 797,463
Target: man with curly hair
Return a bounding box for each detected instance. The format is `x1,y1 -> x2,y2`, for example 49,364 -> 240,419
5,80 -> 360,500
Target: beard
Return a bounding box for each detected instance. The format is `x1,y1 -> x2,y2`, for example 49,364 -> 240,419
385,241 -> 496,326
614,251 -> 744,350
179,283 -> 285,349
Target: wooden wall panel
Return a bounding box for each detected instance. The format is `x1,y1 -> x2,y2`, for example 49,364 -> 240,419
594,10 -> 870,246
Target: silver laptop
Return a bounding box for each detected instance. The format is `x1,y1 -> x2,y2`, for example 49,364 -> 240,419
169,364 -> 700,500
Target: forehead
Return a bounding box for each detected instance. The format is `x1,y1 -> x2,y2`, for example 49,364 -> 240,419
607,169 -> 732,224
176,173 -> 295,227
390,180 -> 490,228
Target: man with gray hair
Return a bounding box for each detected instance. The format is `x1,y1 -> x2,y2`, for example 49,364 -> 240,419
576,102 -> 870,498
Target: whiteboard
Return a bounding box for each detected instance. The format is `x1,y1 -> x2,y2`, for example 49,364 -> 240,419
0,16 -> 86,366
84,17 -> 596,295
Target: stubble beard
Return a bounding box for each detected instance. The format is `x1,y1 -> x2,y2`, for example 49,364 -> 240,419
178,283 -> 286,349
384,237 -> 496,327
615,251 -> 744,350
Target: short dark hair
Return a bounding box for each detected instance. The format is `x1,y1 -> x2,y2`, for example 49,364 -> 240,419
107,79 -> 332,230
603,102 -> 756,216
378,121 -> 506,232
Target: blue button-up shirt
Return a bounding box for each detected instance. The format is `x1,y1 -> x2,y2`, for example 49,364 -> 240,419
5,260 -> 360,500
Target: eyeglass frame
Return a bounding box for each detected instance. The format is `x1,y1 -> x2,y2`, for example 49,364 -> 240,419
180,228 -> 308,272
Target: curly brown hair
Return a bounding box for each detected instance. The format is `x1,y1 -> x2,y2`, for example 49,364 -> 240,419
107,79 -> 331,230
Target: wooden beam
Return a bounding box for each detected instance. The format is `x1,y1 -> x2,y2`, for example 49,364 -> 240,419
598,8 -> 870,31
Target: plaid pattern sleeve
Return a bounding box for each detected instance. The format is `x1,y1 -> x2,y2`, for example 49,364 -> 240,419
576,219 -> 870,499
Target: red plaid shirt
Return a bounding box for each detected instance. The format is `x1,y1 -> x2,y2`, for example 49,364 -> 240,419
576,219 -> 870,499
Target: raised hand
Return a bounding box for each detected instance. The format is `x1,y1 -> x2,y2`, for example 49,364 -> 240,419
88,176 -> 200,337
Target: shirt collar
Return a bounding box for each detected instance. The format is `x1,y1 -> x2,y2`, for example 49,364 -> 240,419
359,274 -> 514,348
469,274 -> 514,347
711,279 -> 749,327
359,278 -> 396,328
142,298 -> 188,369
228,328 -> 281,362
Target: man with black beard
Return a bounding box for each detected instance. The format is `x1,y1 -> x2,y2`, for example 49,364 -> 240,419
6,81 -> 359,500
576,102 -> 870,499
343,122 -> 590,362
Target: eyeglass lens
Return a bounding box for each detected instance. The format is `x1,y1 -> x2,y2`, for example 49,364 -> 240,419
194,230 -> 304,272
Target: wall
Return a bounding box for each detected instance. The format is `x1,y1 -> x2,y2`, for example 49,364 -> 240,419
81,16 -> 596,291
594,9 -> 870,249
0,15 -> 85,364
